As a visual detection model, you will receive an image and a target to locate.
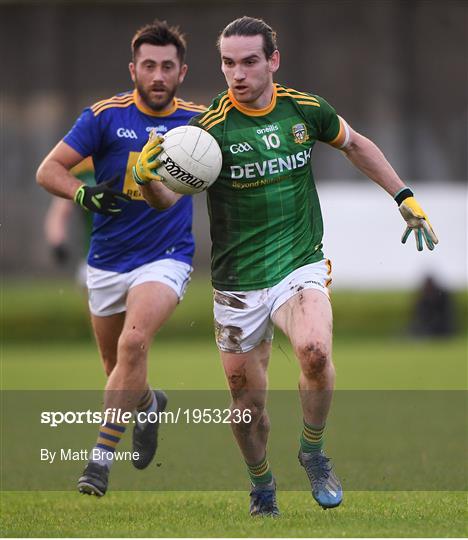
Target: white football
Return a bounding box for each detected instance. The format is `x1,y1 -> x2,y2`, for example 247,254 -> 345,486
156,125 -> 222,194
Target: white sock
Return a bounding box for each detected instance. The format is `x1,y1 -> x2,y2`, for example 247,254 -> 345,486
90,446 -> 114,469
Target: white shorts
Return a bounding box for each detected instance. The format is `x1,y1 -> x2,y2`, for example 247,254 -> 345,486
213,259 -> 332,353
87,259 -> 192,317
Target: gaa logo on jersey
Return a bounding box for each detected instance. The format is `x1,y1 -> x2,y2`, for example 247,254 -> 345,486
229,142 -> 253,154
116,128 -> 138,139
292,123 -> 309,144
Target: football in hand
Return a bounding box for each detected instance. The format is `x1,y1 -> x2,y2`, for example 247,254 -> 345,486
156,125 -> 222,195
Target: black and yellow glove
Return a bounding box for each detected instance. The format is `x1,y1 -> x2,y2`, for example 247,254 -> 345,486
74,176 -> 130,216
395,188 -> 438,251
132,132 -> 165,186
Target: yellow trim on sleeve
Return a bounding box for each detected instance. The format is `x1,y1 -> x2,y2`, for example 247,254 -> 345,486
276,88 -> 322,120
176,98 -> 206,112
296,100 -> 320,107
178,106 -> 206,113
92,97 -> 133,116
277,94 -> 320,106
276,84 -> 320,104
202,98 -> 232,129
94,100 -> 135,116
328,118 -> 346,148
282,87 -> 319,103
205,104 -> 235,130
91,93 -> 132,108
91,94 -> 133,114
199,95 -> 230,126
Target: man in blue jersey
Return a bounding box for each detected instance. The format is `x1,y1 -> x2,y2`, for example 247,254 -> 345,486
37,20 -> 204,497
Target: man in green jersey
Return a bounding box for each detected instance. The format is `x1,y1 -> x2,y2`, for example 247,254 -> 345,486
135,16 -> 438,516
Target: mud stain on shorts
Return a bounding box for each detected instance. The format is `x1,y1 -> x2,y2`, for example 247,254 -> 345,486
214,320 -> 244,352
214,291 -> 247,309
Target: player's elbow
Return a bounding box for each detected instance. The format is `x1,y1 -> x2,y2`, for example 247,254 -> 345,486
344,130 -> 375,156
36,161 -> 49,188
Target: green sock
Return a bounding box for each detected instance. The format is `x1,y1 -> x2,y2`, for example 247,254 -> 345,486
246,455 -> 273,485
300,420 -> 325,454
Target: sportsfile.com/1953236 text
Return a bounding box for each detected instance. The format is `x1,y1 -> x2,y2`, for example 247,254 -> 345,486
40,407 -> 253,427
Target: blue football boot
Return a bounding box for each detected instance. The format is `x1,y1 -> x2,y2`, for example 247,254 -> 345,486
298,450 -> 343,509
249,478 -> 280,517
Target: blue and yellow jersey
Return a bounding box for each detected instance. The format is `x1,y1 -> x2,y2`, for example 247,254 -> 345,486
63,90 -> 205,273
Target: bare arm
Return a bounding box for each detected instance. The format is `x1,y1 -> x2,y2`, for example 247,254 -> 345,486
336,121 -> 406,197
328,117 -> 438,250
138,181 -> 183,211
36,141 -> 86,199
44,197 -> 74,246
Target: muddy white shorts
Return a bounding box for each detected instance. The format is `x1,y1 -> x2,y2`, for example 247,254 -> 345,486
87,258 -> 192,317
213,259 -> 332,353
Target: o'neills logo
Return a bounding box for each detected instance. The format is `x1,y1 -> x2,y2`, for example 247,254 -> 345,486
163,155 -> 204,189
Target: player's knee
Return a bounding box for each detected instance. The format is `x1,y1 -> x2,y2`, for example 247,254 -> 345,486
297,341 -> 330,380
117,329 -> 148,366
226,371 -> 247,396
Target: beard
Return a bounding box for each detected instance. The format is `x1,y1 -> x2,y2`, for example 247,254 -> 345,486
135,79 -> 177,112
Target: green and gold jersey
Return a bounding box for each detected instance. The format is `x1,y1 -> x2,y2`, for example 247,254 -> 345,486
190,83 -> 342,291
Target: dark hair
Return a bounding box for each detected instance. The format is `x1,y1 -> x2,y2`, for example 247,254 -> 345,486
131,20 -> 187,64
217,16 -> 277,59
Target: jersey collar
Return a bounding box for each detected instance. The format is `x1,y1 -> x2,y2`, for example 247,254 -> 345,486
228,84 -> 277,117
133,89 -> 178,117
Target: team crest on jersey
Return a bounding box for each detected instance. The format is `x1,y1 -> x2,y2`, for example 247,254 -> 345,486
292,123 -> 309,144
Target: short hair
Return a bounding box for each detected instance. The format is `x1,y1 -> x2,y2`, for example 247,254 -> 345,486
131,20 -> 187,64
217,16 -> 278,59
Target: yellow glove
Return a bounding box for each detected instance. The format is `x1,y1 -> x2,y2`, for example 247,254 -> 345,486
132,132 -> 165,185
396,188 -> 438,251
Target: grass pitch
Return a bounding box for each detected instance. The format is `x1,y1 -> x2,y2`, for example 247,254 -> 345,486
3,336 -> 466,391
1,281 -> 466,537
1,491 -> 466,537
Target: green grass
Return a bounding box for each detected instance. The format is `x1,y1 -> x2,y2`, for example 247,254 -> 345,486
1,491 -> 466,537
2,338 -> 466,537
2,278 -> 467,343
1,280 -> 467,537
2,337 -> 466,390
